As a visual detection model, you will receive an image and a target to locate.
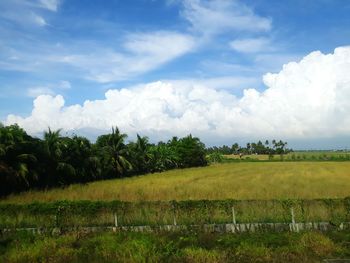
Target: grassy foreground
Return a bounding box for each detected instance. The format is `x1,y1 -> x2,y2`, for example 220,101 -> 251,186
2,162 -> 350,203
1,231 -> 349,263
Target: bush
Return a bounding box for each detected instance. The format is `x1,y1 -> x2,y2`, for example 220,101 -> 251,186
207,152 -> 224,163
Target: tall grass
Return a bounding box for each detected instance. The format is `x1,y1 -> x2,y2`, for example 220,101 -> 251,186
2,162 -> 350,203
1,231 -> 349,262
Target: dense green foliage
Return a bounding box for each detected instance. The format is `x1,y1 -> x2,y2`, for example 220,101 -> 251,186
0,124 -> 207,196
1,231 -> 349,262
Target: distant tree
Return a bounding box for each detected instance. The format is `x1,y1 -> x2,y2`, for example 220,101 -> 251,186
175,134 -> 207,168
231,143 -> 239,154
246,143 -> 251,154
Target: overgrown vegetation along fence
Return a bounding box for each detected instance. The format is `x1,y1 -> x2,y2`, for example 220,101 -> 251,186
1,198 -> 349,229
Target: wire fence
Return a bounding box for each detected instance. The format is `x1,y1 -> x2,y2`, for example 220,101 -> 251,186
0,198 -> 349,229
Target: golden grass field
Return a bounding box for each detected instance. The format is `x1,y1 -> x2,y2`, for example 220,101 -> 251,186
2,161 -> 350,204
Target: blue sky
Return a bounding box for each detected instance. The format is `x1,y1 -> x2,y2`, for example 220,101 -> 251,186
1,0 -> 350,148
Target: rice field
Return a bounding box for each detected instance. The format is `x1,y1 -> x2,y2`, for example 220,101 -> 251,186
2,161 -> 350,204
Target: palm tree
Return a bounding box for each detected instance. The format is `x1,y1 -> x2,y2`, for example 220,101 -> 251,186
131,134 -> 152,174
135,134 -> 150,155
65,136 -> 101,182
0,125 -> 37,191
246,143 -> 251,154
44,128 -> 62,160
97,127 -> 132,177
43,128 -> 76,186
231,143 -> 239,154
272,139 -> 276,147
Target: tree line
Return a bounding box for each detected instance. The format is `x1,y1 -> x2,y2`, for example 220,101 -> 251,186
0,124 -> 207,197
206,140 -> 292,155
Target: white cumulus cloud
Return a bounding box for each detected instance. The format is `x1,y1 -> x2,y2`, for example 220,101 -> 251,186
5,47 -> 350,142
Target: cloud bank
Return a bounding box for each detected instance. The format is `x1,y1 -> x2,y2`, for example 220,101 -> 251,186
5,47 -> 350,142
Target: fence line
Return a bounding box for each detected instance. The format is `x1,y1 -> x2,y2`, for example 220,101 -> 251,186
1,199 -> 349,229
1,222 -> 350,236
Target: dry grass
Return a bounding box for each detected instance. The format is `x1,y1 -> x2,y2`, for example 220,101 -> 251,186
2,162 -> 350,204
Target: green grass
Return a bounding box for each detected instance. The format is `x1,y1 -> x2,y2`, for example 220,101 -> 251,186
1,231 -> 349,262
2,162 -> 350,203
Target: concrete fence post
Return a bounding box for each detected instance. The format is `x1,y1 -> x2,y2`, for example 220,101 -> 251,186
232,206 -> 236,225
172,204 -> 177,226
114,212 -> 118,227
291,207 -> 299,232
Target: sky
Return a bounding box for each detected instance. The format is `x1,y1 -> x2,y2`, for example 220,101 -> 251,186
1,0 -> 350,149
